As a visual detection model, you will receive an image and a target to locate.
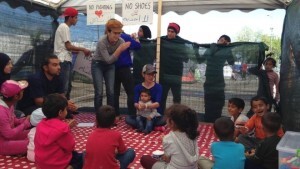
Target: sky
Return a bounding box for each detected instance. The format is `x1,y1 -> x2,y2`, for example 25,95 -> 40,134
120,9 -> 286,44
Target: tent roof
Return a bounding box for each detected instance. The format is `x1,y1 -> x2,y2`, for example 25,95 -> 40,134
60,0 -> 288,15
3,0 -> 290,18
24,0 -> 67,9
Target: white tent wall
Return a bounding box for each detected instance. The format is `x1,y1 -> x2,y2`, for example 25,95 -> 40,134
59,0 -> 287,15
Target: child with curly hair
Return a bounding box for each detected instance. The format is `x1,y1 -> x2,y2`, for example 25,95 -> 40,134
140,104 -> 199,169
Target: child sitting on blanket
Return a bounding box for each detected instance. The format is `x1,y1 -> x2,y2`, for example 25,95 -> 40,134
244,112 -> 281,169
0,80 -> 31,156
34,94 -> 81,169
227,98 -> 250,140
238,96 -> 284,150
27,108 -> 45,162
140,104 -> 199,169
136,88 -> 161,135
198,117 -> 245,169
83,105 -> 136,169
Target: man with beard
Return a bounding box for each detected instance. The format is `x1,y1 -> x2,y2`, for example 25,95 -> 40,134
17,55 -> 77,117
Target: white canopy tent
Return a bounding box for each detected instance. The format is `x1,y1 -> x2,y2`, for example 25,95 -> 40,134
27,0 -> 290,15
58,0 -> 290,81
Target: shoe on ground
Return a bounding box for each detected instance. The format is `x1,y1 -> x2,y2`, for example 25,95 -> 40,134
154,126 -> 165,132
136,128 -> 143,133
143,130 -> 150,135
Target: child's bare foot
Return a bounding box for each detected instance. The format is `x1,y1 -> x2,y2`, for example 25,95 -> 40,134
66,165 -> 73,169
115,116 -> 121,121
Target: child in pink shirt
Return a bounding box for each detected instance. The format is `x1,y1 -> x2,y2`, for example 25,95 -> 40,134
0,80 -> 31,155
34,94 -> 81,169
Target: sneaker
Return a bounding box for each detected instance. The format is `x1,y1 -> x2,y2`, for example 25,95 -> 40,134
136,128 -> 143,133
143,130 -> 150,135
154,126 -> 165,132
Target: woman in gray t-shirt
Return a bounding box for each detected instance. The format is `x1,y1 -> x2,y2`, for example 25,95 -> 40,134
91,19 -> 130,111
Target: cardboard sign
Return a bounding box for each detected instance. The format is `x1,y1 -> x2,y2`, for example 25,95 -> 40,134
87,0 -> 115,25
73,52 -> 93,79
122,0 -> 153,25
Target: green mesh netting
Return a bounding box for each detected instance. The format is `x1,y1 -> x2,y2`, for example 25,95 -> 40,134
280,0 -> 300,131
133,38 -> 268,122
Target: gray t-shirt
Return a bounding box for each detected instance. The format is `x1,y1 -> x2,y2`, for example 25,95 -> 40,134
93,34 -> 124,64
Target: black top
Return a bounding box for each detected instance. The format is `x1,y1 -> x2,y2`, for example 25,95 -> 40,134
248,135 -> 281,169
17,71 -> 64,111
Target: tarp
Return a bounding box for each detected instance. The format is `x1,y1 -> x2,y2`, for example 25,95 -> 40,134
59,0 -> 288,15
280,0 -> 300,131
0,0 -> 58,17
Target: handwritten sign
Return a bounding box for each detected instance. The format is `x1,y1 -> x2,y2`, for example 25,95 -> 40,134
73,52 -> 93,79
122,0 -> 153,25
87,0 -> 115,25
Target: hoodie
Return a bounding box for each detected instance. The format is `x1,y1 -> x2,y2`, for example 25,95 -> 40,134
162,131 -> 199,169
34,118 -> 75,169
0,99 -> 30,155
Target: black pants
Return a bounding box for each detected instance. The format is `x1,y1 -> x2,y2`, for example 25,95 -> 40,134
204,92 -> 225,123
114,67 -> 135,116
70,151 -> 83,169
161,83 -> 182,113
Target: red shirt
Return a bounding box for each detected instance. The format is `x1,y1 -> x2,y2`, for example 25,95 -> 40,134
83,128 -> 127,169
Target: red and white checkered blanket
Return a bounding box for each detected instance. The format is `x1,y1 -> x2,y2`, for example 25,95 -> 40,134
0,113 -> 217,169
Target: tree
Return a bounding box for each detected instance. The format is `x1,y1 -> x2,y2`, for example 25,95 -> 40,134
236,26 -> 281,61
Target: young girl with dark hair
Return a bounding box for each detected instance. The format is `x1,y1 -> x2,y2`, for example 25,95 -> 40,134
138,25 -> 152,39
140,104 -> 199,169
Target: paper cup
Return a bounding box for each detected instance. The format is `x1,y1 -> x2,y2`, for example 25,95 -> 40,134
152,150 -> 164,159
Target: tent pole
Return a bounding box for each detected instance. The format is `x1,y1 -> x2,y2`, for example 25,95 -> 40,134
156,0 -> 162,83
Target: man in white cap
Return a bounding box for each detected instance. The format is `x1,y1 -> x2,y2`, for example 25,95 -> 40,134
54,7 -> 91,100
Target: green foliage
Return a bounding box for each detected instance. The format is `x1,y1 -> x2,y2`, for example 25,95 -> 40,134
236,26 -> 281,61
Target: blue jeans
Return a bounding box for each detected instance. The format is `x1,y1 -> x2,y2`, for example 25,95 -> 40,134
126,115 -> 166,129
136,116 -> 154,132
116,148 -> 135,169
60,61 -> 72,100
91,60 -> 115,111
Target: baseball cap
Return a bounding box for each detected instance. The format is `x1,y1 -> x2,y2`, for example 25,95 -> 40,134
30,108 -> 46,126
0,80 -> 28,98
142,64 -> 157,74
62,7 -> 78,17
